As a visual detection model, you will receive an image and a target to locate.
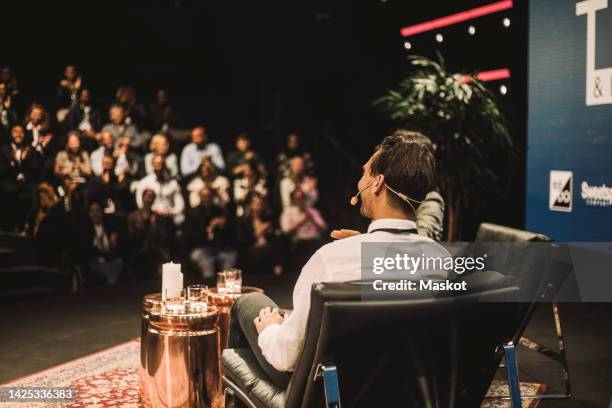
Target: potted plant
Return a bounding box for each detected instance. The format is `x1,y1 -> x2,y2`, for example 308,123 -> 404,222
374,55 -> 514,240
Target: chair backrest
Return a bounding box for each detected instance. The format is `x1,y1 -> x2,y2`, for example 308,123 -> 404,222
285,282 -> 520,408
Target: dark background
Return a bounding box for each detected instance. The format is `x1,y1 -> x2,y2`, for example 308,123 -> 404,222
2,0 -> 528,238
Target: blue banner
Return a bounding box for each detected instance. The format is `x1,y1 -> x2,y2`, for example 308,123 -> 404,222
527,0 -> 612,241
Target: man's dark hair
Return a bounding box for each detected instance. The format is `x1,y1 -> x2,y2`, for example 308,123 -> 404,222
370,130 -> 437,210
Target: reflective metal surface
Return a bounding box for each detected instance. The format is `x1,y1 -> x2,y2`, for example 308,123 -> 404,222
140,294 -> 222,407
207,286 -> 264,350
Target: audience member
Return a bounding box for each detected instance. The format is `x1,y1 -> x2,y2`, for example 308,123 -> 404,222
0,82 -> 17,143
227,133 -> 266,179
187,156 -> 230,208
149,88 -> 182,133
233,162 -> 268,216
102,104 -> 143,150
91,131 -> 119,176
79,201 -> 124,285
127,188 -> 173,277
136,154 -> 185,225
54,131 -> 92,183
277,132 -> 314,178
64,88 -> 101,151
0,124 -> 43,232
280,187 -> 327,268
87,154 -> 131,215
55,64 -> 83,123
235,193 -> 283,275
279,155 -> 318,208
183,186 -> 237,278
25,103 -> 51,148
144,134 -> 179,178
115,86 -> 149,130
180,126 -> 225,178
0,66 -> 19,98
115,136 -> 145,182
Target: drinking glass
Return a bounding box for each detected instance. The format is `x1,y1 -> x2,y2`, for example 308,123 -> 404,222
163,288 -> 185,314
217,271 -> 227,294
187,284 -> 208,312
225,268 -> 242,294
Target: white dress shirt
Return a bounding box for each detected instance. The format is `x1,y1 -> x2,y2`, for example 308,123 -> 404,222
135,173 -> 185,225
257,218 -> 451,372
180,142 -> 225,177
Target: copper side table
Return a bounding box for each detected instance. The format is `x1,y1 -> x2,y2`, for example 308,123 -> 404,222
208,286 -> 264,350
140,295 -> 223,408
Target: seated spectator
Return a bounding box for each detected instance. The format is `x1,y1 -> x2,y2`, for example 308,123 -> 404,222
25,103 -> 52,148
149,88 -> 182,133
183,186 -> 237,278
187,156 -> 230,208
0,66 -> 19,98
92,131 -> 117,176
277,132 -> 314,178
64,88 -> 101,151
79,201 -> 124,286
55,64 -> 82,123
115,85 -> 149,130
280,187 -> 327,269
279,155 -> 318,208
233,162 -> 268,216
102,104 -> 144,151
0,82 -> 17,144
136,154 -> 185,225
54,131 -> 92,183
87,154 -> 131,215
0,124 -> 43,232
227,133 -> 266,179
116,136 -> 145,183
144,134 -> 179,178
127,188 -> 173,278
180,126 -> 225,178
235,193 -> 283,275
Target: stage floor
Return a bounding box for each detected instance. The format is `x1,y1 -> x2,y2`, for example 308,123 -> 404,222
0,276 -> 610,407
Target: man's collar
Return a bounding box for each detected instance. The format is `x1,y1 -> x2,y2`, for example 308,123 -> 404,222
367,218 -> 417,233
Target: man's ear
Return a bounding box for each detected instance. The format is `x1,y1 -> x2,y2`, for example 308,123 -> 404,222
372,174 -> 385,195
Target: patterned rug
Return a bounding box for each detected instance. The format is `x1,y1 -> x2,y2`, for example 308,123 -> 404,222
1,339 -> 546,408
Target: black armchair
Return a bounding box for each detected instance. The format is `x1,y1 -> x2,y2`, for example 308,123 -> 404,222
222,281 -> 523,408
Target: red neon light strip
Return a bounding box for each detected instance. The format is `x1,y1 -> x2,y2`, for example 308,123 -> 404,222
462,68 -> 511,83
400,0 -> 513,37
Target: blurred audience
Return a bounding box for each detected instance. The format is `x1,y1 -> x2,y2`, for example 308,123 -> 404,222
235,193 -> 283,275
56,64 -> 83,123
102,104 -> 143,150
279,155 -> 318,208
277,132 -> 314,178
127,188 -> 172,277
136,154 -> 185,225
144,134 -> 179,178
187,156 -> 230,208
233,162 -> 268,216
227,133 -> 266,179
64,88 -> 101,151
180,126 -> 225,178
184,186 -> 237,278
0,82 -> 17,143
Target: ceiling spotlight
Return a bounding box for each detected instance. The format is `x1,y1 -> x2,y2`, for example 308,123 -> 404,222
404,41 -> 412,50
468,25 -> 476,35
435,33 -> 444,43
503,17 -> 511,27
500,85 -> 508,95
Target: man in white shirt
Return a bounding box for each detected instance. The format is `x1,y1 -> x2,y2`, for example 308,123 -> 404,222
136,155 -> 185,225
228,130 -> 449,388
180,126 -> 225,177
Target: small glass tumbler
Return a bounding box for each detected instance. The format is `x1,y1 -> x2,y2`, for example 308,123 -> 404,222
225,268 -> 242,294
163,288 -> 186,314
187,284 -> 208,313
217,271 -> 227,294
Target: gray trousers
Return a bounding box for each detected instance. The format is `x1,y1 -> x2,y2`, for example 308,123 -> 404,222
228,293 -> 292,388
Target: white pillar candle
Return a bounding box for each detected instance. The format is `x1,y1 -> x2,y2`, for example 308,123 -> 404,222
162,262 -> 183,299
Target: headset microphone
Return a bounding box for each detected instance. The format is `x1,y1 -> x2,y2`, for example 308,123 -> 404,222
350,180 -> 374,206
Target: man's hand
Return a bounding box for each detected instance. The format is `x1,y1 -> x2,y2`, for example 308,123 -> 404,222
254,307 -> 285,334
330,229 -> 360,240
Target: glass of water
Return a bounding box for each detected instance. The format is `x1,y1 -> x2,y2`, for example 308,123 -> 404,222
217,271 -> 227,294
187,284 -> 208,312
225,268 -> 242,294
163,288 -> 185,314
